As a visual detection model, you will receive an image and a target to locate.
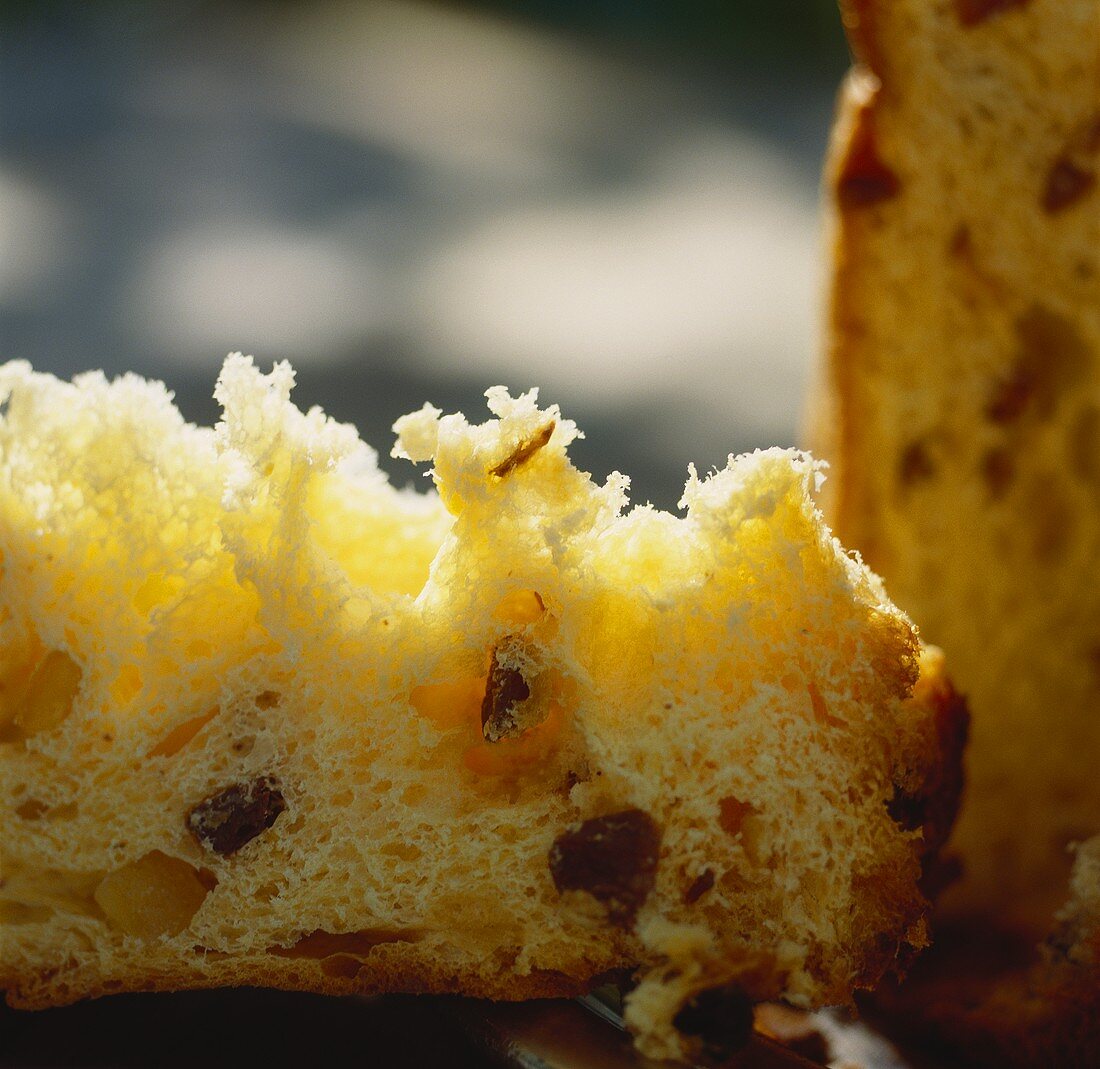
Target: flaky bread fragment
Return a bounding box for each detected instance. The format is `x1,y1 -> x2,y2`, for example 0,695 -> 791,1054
0,357 -> 962,1061
813,0 -> 1099,1062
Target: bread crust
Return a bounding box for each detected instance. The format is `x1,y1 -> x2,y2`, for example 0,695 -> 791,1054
2,949 -> 598,1011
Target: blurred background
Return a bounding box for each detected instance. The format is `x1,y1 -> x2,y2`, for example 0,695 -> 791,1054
0,0 -> 849,508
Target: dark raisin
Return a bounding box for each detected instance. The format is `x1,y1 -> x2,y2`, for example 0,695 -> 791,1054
481,650 -> 531,742
1044,158 -> 1096,214
672,983 -> 754,1063
899,440 -> 936,486
187,776 -> 286,856
986,367 -> 1036,423
836,101 -> 900,209
1011,305 -> 1090,420
886,788 -> 926,832
953,0 -> 1030,26
548,809 -> 661,927
684,868 -> 715,905
490,421 -> 555,478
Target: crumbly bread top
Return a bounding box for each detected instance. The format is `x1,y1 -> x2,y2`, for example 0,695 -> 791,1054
0,357 -> 959,1060
815,0 -> 1100,930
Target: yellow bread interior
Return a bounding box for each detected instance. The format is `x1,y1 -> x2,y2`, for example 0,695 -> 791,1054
0,357 -> 960,1061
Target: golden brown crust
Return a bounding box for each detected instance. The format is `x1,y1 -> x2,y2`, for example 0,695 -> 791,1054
1,948 -> 602,1011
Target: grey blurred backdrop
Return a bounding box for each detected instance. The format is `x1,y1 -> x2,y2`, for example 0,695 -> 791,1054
0,0 -> 849,509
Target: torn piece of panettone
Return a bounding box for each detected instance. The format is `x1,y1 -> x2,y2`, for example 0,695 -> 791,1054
0,356 -> 964,1061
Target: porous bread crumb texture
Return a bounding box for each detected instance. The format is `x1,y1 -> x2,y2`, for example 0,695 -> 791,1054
814,0 -> 1100,935
0,358 -> 956,1053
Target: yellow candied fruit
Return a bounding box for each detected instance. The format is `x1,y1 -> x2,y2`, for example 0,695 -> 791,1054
93,851 -> 210,939
410,677 -> 484,730
147,707 -> 218,758
132,572 -> 185,615
13,650 -> 83,737
0,635 -> 45,730
0,902 -> 54,925
492,589 -> 545,627
110,663 -> 143,706
806,681 -> 844,728
0,867 -> 103,919
463,700 -> 565,776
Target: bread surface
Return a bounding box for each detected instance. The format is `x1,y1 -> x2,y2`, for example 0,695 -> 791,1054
813,0 -> 1099,1060
0,358 -> 962,1061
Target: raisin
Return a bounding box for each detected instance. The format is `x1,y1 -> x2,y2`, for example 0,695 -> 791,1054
481,650 -> 531,743
898,440 -> 936,486
1041,117 -> 1100,212
548,809 -> 661,927
672,983 -> 754,1063
953,0 -> 1029,26
836,97 -> 899,209
986,305 -> 1089,424
187,776 -> 286,856
684,868 -> 715,905
15,799 -> 48,820
886,788 -> 926,832
1044,158 -> 1096,214
986,366 -> 1035,423
490,421 -> 555,478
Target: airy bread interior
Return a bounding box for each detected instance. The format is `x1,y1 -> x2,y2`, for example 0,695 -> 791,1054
0,357 -> 961,1060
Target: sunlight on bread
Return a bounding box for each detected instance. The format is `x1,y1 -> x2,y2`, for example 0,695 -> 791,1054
0,356 -> 963,1061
